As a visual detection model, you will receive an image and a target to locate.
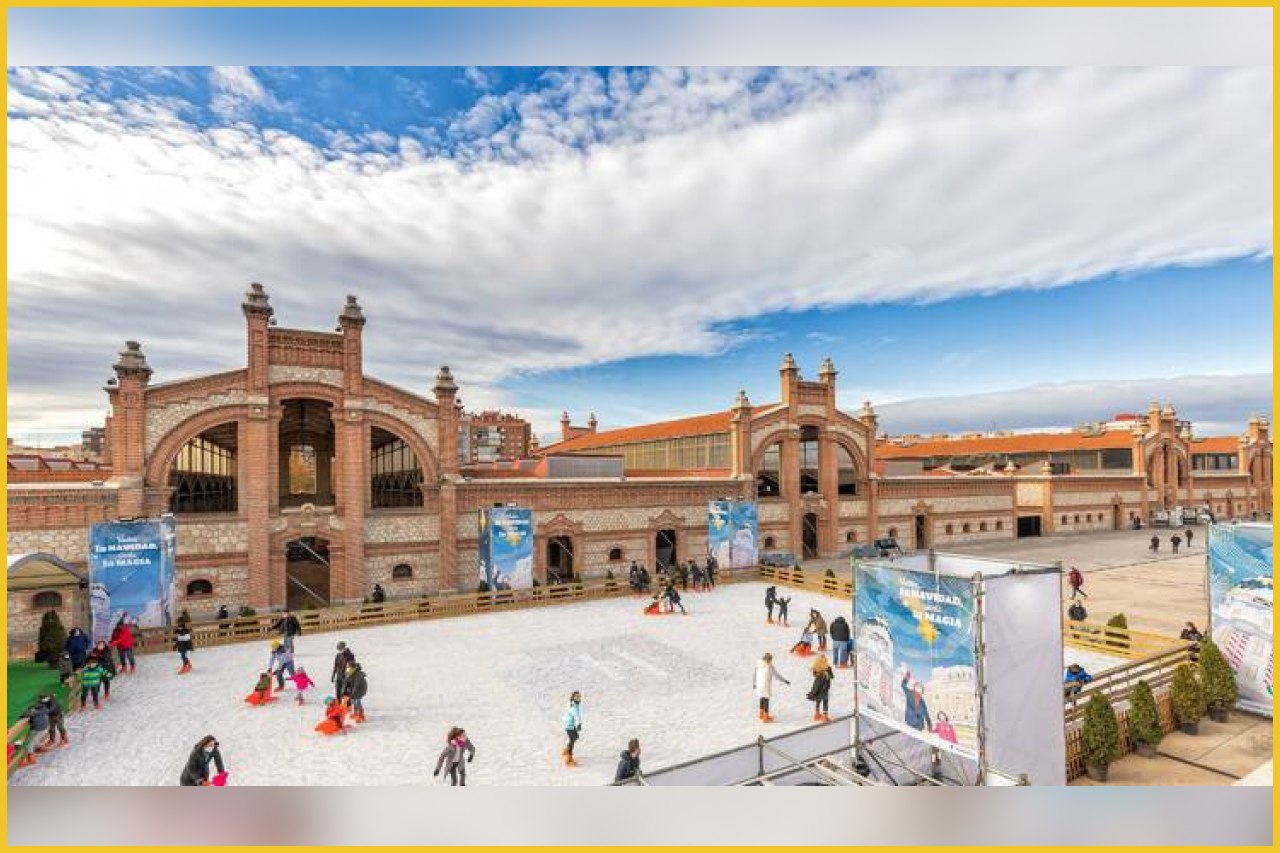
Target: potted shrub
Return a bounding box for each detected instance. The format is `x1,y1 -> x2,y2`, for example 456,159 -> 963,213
604,569 -> 617,592
1198,637 -> 1238,723
1081,692 -> 1121,781
36,609 -> 67,667
1105,613 -> 1130,653
1171,663 -> 1205,735
1127,679 -> 1162,758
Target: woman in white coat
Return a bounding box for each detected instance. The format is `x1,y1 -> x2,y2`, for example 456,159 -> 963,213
754,653 -> 790,723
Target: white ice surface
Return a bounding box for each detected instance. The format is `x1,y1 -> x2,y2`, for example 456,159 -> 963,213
14,582 -> 1114,786
14,583 -> 857,786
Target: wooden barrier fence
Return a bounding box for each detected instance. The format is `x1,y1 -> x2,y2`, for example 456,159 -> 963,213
7,670 -> 82,778
1064,685 -> 1179,780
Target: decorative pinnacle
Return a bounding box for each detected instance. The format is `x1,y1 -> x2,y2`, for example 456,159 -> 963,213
113,340 -> 152,380
339,294 -> 366,326
780,352 -> 798,372
433,365 -> 457,396
242,282 -> 273,318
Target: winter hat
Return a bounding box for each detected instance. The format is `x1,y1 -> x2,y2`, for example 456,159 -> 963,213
271,639 -> 281,650
336,642 -> 347,651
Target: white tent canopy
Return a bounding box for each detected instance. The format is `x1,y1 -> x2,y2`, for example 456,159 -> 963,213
7,552 -> 86,591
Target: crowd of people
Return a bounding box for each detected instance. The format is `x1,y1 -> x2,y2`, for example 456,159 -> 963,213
628,555 -> 719,595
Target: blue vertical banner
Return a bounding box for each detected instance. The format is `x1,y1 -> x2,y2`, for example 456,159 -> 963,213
708,500 -> 759,568
479,507 -> 534,590
855,562 -> 979,758
88,516 -> 177,641
1208,523 -> 1272,716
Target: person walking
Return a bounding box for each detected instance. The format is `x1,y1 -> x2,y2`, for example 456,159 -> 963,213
269,639 -> 297,690
175,624 -> 195,674
1171,533 -> 1182,554
764,586 -> 778,623
691,561 -> 705,592
614,738 -> 642,783
341,662 -> 368,723
433,727 -> 477,786
1149,534 -> 1160,554
561,691 -> 584,767
179,735 -> 227,786
332,642 -> 354,698
1067,566 -> 1087,599
754,653 -> 790,723
808,654 -> 834,722
1185,527 -> 1195,549
706,555 -> 718,589
64,627 -> 91,670
829,615 -> 852,668
805,610 -> 829,651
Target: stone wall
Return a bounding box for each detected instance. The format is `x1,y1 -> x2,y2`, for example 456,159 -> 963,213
177,518 -> 248,555
367,551 -> 440,599
7,587 -> 89,643
365,512 -> 439,544
7,527 -> 92,564
145,389 -> 247,456
175,563 -> 250,618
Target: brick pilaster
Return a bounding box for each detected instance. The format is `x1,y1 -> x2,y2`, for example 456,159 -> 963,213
434,366 -> 460,589
241,284 -> 274,608
107,340 -> 152,518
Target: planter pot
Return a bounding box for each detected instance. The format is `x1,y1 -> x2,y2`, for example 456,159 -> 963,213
1135,742 -> 1158,758
1084,762 -> 1109,782
1179,721 -> 1199,735
1208,707 -> 1230,723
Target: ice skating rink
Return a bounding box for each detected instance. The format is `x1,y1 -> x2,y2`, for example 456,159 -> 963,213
13,583 -> 859,787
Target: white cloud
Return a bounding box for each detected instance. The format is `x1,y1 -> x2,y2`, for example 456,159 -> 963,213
208,66 -> 278,119
5,66 -> 1273,436
868,373 -> 1274,436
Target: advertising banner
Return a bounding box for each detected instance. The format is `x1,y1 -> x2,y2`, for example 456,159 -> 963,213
855,563 -> 979,758
88,516 -> 177,641
1208,523 -> 1273,716
707,500 -> 759,568
479,507 -> 534,591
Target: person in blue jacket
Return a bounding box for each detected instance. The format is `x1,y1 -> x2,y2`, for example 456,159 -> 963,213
64,627 -> 91,670
901,669 -> 931,732
1064,664 -> 1093,695
561,691 -> 583,767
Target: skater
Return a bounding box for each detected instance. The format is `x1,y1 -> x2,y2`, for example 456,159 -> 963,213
64,627 -> 91,670
643,593 -> 663,616
342,662 -> 368,722
271,610 -> 303,648
614,738 -> 641,783
289,667 -> 316,704
433,727 -> 477,785
628,562 -> 642,593
678,562 -> 689,591
16,701 -> 50,766
175,624 -> 194,673
1185,527 -> 1195,549
805,609 -> 829,650
90,642 -> 116,700
1171,533 -> 1182,554
691,561 -> 705,592
40,694 -> 68,750
808,653 -> 834,722
269,639 -> 296,689
902,670 -> 931,731
765,585 -> 778,623
109,617 -> 137,673
245,671 -> 275,706
79,657 -> 110,709
754,653 -> 790,723
315,696 -> 350,736
663,582 -> 687,615
776,595 -> 792,627
829,615 -> 852,667
1149,534 -> 1160,554
179,735 -> 227,786
562,691 -> 584,767
332,641 -> 355,697
790,628 -> 814,657
370,583 -> 386,603
706,555 -> 718,589
1067,566 -> 1087,599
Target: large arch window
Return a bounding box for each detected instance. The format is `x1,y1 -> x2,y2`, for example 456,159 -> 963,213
169,425 -> 237,513
371,427 -> 424,508
837,444 -> 859,496
279,399 -> 335,508
799,426 -> 821,494
756,443 -> 782,497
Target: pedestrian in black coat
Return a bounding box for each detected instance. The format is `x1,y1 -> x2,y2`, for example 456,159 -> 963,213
271,611 -> 302,646
180,735 -> 225,786
614,738 -> 642,783
332,642 -> 354,697
41,694 -> 68,748
342,663 -> 368,721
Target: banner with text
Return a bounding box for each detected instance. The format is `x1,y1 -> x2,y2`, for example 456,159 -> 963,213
1208,523 -> 1273,717
88,516 -> 177,641
708,500 -> 759,568
479,507 -> 534,591
855,563 -> 979,758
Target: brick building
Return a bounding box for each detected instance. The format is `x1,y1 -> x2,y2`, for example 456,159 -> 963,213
5,285 -> 1273,637
460,410 -> 531,463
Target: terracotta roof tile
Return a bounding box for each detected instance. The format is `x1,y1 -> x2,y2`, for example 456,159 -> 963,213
876,431 -> 1135,458
540,405 -> 778,455
1189,436 -> 1242,454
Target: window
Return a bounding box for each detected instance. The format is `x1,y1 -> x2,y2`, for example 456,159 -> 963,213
979,522 -> 987,532
837,444 -> 859,496
1074,514 -> 1081,524
288,445 -> 318,495
757,443 -> 782,498
1061,515 -> 1069,525
32,590 -> 62,609
392,564 -> 413,580
995,520 -> 1003,531
962,523 -> 971,533
945,523 -> 954,535
608,547 -> 623,562
186,579 -> 214,597
371,429 -> 424,508
764,536 -> 776,549
170,430 -> 238,513
799,426 -> 821,494
887,527 -> 898,539
845,531 -> 857,544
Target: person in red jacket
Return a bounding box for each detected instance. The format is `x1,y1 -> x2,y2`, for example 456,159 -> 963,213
109,617 -> 137,673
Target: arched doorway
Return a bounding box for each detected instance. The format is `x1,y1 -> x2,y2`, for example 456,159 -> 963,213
655,529 -> 678,570
802,513 -> 820,559
286,536 -> 330,609
547,536 -> 574,584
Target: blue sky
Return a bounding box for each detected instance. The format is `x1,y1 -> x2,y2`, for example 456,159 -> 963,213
6,65 -> 1272,443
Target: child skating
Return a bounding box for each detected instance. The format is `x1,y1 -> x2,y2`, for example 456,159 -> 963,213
175,625 -> 194,674
289,668 -> 316,705
315,696 -> 349,735
245,671 -> 275,706
561,691 -> 583,767
790,627 -> 815,657
776,595 -> 791,626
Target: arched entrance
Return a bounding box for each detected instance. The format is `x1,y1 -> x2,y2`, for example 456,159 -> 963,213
547,536 -> 574,584
655,529 -> 678,571
802,513 -> 820,559
286,536 -> 330,609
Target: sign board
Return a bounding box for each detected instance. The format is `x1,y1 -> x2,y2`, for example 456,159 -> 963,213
1208,523 -> 1273,716
708,500 -> 759,568
479,507 -> 534,590
88,516 -> 177,641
